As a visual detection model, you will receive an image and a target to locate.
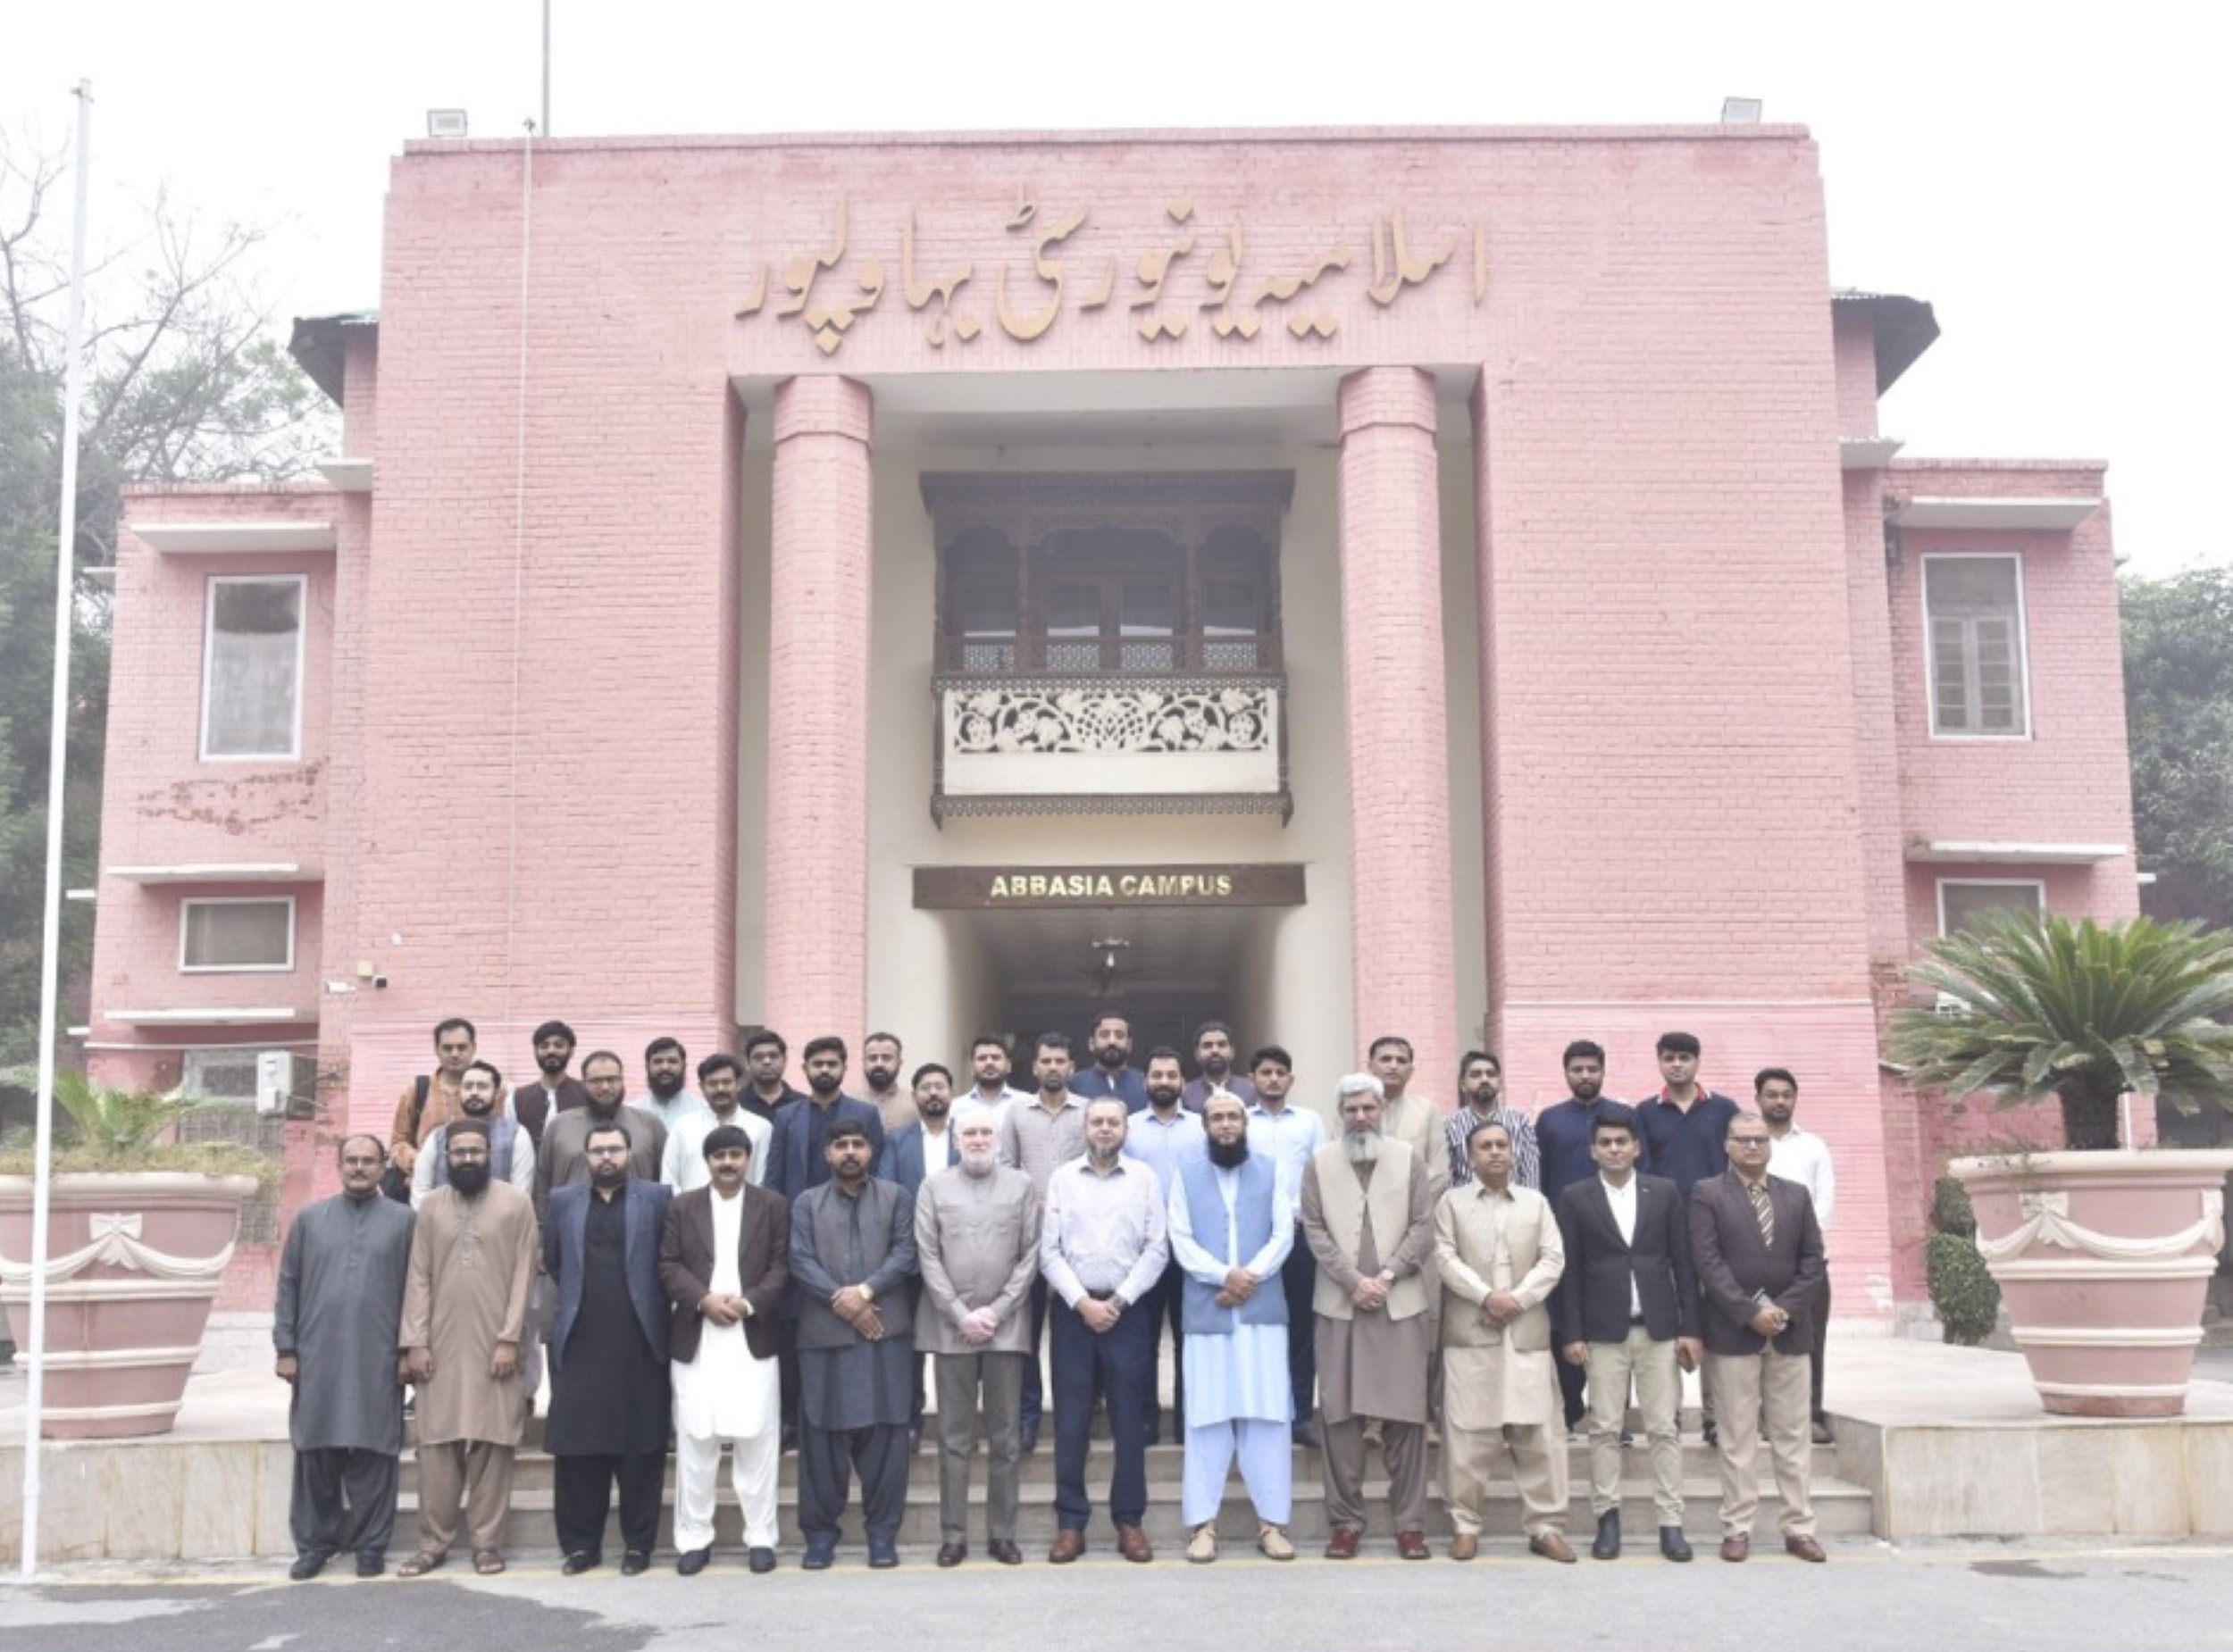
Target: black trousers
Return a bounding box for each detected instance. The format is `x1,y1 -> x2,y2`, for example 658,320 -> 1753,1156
798,1423 -> 911,1546
1142,1258 -> 1185,1436
1812,1269 -> 1833,1419
1280,1228 -> 1318,1423
1019,1275 -> 1050,1431
1550,1283 -> 1588,1428
553,1451 -> 665,1557
291,1447 -> 398,1559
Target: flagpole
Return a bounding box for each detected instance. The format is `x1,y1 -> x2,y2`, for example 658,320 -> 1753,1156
20,75 -> 95,1581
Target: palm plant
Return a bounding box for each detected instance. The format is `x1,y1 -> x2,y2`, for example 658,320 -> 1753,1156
0,1068 -> 273,1183
1887,910 -> 2233,1151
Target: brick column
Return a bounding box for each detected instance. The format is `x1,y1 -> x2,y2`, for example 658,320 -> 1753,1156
762,375 -> 873,1045
1337,367 -> 1459,1098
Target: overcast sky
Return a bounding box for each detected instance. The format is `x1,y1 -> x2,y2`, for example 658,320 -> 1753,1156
8,2 -> 2220,576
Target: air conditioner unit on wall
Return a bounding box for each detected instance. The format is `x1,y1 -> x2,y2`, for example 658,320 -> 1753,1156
255,1050 -> 314,1117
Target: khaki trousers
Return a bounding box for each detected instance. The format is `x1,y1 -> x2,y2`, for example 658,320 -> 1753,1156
1443,1421 -> 1568,1538
1708,1345 -> 1815,1537
1322,1416 -> 1428,1534
1585,1326 -> 1681,1522
414,1439 -> 516,1558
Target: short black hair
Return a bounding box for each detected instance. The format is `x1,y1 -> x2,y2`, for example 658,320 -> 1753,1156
1142,1046 -> 1185,1070
1466,1116 -> 1514,1150
584,1118 -> 634,1150
971,1032 -> 1011,1057
1192,1021 -> 1234,1046
1656,1031 -> 1702,1058
1590,1101 -> 1639,1142
646,1035 -> 687,1064
1249,1044 -> 1293,1073
1459,1048 -> 1501,1080
1754,1067 -> 1799,1095
581,1049 -> 626,1079
864,1030 -> 903,1052
1035,1031 -> 1073,1056
742,1030 -> 787,1059
698,1052 -> 743,1084
1367,1034 -> 1413,1061
464,1059 -> 504,1090
825,1117 -> 871,1147
912,1062 -> 953,1089
803,1035 -> 848,1065
433,1016 -> 476,1046
1562,1039 -> 1606,1067
703,1123 -> 753,1159
531,1020 -> 576,1047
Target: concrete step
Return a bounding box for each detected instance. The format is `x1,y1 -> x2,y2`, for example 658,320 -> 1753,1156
401,1480 -> 1873,1551
423,1437 -> 1845,1496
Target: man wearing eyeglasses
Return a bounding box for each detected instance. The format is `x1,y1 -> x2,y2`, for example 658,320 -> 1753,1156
537,1050 -> 669,1225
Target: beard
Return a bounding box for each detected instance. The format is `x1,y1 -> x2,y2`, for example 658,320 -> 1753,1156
448,1163 -> 491,1197
807,1075 -> 841,1099
1096,1046 -> 1128,1069
1087,1142 -> 1124,1171
1342,1131 -> 1383,1164
1208,1136 -> 1250,1170
960,1148 -> 998,1177
1146,1086 -> 1183,1112
537,1050 -> 569,1076
1201,1055 -> 1228,1079
648,1071 -> 685,1101
590,1164 -> 628,1189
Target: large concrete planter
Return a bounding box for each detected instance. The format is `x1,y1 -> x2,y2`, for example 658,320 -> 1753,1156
0,1172 -> 258,1439
1953,1148 -> 2233,1418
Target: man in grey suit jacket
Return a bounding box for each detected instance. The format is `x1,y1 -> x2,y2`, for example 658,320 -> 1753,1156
1689,1114 -> 1827,1564
913,1102 -> 1042,1567
1554,1102 -> 1701,1563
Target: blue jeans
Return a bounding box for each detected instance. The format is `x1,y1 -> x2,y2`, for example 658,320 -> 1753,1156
1050,1294 -> 1152,1531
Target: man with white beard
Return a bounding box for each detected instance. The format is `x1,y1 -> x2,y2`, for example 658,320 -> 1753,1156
1301,1073 -> 1437,1560
914,1104 -> 1041,1567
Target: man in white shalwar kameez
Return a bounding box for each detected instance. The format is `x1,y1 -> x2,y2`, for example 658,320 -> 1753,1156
1168,1095 -> 1297,1562
658,1123 -> 791,1573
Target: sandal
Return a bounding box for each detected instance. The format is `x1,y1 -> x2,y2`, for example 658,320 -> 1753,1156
473,1550 -> 506,1575
397,1552 -> 446,1578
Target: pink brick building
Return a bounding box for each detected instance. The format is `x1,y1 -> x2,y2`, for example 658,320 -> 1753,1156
84,125 -> 2137,1324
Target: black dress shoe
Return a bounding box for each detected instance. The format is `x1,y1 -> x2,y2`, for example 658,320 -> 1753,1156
620,1549 -> 650,1576
748,1547 -> 777,1573
677,1548 -> 711,1576
1019,1420 -> 1040,1454
936,1542 -> 967,1567
988,1539 -> 1024,1565
868,1538 -> 900,1569
802,1536 -> 837,1571
1592,1510 -> 1621,1560
355,1552 -> 385,1578
1660,1525 -> 1694,1563
1702,1420 -> 1719,1448
289,1549 -> 333,1581
561,1550 -> 600,1575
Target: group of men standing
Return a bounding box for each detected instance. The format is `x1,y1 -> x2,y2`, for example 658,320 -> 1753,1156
273,1015 -> 1836,1576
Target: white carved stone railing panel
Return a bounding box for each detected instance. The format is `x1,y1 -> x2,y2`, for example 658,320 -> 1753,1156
936,677 -> 1286,811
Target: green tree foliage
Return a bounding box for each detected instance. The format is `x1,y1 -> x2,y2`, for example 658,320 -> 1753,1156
1888,909 -> 2233,1150
2123,568 -> 2233,930
0,136 -> 334,1076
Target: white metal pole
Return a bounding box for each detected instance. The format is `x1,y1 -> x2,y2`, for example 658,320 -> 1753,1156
19,76 -> 94,1581
540,0 -> 552,137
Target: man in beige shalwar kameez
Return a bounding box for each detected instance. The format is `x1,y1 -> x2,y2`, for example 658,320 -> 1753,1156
1300,1074 -> 1437,1561
397,1117 -> 538,1577
1434,1116 -> 1575,1562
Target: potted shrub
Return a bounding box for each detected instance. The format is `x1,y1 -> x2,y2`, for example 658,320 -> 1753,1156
1888,911 -> 2233,1417
0,1070 -> 270,1439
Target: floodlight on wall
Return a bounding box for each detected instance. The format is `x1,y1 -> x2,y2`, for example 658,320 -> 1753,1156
1720,97 -> 1764,124
427,109 -> 469,138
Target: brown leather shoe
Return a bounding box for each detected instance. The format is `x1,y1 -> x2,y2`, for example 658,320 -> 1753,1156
1529,1532 -> 1577,1564
1449,1532 -> 1478,1562
1785,1533 -> 1827,1563
1396,1530 -> 1430,1560
1048,1529 -> 1085,1564
1720,1533 -> 1751,1563
1116,1524 -> 1153,1564
1324,1526 -> 1361,1559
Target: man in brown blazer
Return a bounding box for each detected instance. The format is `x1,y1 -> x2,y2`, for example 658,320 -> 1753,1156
659,1123 -> 790,1575
1687,1114 -> 1827,1564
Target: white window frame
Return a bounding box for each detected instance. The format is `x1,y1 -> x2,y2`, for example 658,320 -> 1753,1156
198,574 -> 307,762
1936,877 -> 2046,938
179,896 -> 297,973
1921,551 -> 2032,740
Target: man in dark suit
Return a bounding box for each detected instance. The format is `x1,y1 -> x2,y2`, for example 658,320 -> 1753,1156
1689,1114 -> 1827,1564
544,1120 -> 673,1575
661,1123 -> 790,1575
766,1036 -> 888,1448
1554,1102 -> 1701,1563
